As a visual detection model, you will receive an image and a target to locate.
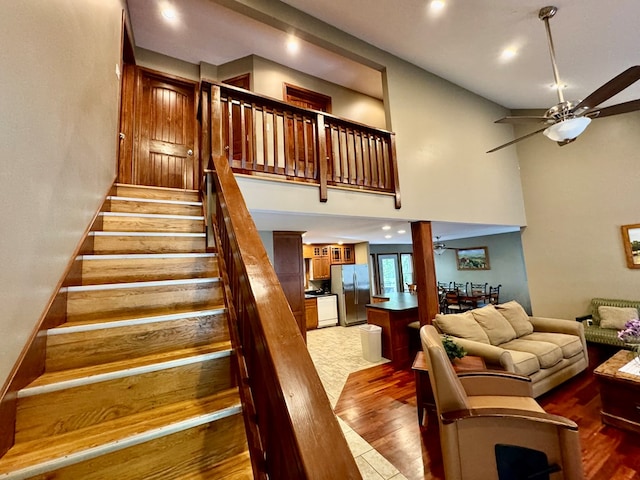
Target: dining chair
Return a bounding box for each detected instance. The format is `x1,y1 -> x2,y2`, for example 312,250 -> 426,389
444,290 -> 472,314
488,284 -> 502,305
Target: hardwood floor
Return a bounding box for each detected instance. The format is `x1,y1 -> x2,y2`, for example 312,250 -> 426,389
334,345 -> 640,480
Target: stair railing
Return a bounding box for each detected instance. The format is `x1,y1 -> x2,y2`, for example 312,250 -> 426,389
201,81 -> 401,209
202,157 -> 362,478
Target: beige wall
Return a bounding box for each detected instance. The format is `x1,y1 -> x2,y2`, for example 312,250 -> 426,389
0,1 -> 124,387
517,112 -> 640,319
251,56 -> 386,129
227,0 -> 526,230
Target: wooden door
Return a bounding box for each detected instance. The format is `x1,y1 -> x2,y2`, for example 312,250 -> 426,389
123,69 -> 198,190
284,84 -> 331,178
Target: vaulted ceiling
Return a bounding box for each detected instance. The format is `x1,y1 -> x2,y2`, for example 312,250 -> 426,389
127,0 -> 640,243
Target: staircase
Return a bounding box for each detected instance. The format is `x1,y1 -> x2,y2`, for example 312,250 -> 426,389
0,184 -> 253,479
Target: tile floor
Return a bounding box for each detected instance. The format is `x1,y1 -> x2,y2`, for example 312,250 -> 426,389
307,325 -> 408,480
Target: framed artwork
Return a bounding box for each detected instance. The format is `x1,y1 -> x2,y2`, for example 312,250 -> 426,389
455,247 -> 490,270
621,224 -> 640,269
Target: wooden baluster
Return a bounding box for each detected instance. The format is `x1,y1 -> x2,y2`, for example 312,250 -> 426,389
240,99 -> 246,170
249,103 -> 257,171
316,114 -> 328,203
273,111 -> 280,174
261,108 -> 269,173
389,133 -> 401,208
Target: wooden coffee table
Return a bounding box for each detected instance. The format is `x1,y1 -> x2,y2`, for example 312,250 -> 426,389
593,349 -> 640,434
412,351 -> 486,425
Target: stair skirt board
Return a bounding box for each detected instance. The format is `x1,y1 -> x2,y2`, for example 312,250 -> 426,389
0,405 -> 243,480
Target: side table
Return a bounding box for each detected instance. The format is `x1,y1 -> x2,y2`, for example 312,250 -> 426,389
412,351 -> 486,425
593,349 -> 640,434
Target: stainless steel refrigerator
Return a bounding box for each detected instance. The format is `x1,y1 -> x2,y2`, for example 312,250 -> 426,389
331,264 -> 371,326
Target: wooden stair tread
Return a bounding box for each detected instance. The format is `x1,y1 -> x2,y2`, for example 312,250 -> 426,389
24,342 -> 232,390
178,450 -> 253,480
54,306 -> 227,329
0,389 -> 242,474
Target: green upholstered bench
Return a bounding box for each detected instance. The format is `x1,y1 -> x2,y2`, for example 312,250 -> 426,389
576,298 -> 640,349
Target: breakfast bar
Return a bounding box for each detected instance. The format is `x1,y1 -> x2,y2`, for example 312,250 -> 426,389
366,293 -> 419,364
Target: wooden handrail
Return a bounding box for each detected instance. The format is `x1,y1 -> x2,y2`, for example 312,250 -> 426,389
203,154 -> 361,477
206,81 -> 401,208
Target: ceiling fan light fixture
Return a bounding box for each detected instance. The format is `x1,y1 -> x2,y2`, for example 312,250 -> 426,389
542,116 -> 592,142
433,236 -> 447,255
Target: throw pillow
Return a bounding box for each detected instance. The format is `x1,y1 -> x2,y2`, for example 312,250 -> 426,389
471,305 -> 517,345
495,300 -> 534,337
434,311 -> 490,344
598,306 -> 639,330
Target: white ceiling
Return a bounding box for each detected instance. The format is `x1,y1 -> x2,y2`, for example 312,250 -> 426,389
127,0 -> 640,244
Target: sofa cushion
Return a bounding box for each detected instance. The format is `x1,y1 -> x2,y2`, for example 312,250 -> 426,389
495,301 -> 534,337
519,332 -> 583,359
434,312 -> 490,344
598,306 -> 639,330
504,349 -> 540,376
471,305 -> 517,346
500,339 -> 563,369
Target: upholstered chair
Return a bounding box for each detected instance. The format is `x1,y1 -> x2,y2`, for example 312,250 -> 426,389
420,325 -> 584,480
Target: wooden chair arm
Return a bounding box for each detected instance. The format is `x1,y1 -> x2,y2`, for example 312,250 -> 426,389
458,371 -> 533,397
441,408 -> 578,430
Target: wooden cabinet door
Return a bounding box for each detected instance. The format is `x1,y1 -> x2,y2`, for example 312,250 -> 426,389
342,246 -> 354,264
305,298 -> 318,330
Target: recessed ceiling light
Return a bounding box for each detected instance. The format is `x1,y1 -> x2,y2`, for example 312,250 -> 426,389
382,225 -> 391,231
397,229 -> 406,234
430,1 -> 446,13
286,36 -> 299,54
385,235 -> 392,239
338,241 -> 343,245
500,47 -> 517,61
161,7 -> 177,20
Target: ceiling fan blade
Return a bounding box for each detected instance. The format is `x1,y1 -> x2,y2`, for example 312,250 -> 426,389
486,126 -> 548,153
495,116 -> 548,124
585,99 -> 640,119
573,65 -> 640,111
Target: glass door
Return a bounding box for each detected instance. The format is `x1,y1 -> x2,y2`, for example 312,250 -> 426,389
377,254 -> 400,294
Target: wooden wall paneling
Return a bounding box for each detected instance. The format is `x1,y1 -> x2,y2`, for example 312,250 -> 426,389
272,231 -> 306,341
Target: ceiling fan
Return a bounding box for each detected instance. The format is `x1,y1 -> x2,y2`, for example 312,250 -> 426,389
433,236 -> 454,255
488,6 -> 640,153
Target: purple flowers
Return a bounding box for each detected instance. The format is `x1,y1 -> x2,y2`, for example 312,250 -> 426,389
618,318 -> 640,343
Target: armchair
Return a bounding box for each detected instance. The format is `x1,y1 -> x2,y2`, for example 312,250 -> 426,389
420,325 -> 584,480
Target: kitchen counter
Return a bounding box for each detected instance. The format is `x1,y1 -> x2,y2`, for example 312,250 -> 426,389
367,292 -> 418,311
304,292 -> 336,299
366,292 -> 419,365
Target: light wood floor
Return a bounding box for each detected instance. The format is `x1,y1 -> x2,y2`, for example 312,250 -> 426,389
334,345 -> 640,480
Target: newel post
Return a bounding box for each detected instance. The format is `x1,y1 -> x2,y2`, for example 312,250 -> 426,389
316,113 -> 328,203
210,84 -> 223,167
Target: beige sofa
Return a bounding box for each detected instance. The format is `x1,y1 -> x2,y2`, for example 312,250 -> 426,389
432,301 -> 588,397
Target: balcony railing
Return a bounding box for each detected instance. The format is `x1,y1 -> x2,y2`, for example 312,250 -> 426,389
202,82 -> 401,209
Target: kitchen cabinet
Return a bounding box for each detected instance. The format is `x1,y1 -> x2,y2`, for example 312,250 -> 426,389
330,245 -> 354,265
309,245 -> 330,280
305,297 -> 318,330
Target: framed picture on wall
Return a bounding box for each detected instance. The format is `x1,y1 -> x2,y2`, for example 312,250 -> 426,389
621,223 -> 640,269
455,247 -> 490,270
